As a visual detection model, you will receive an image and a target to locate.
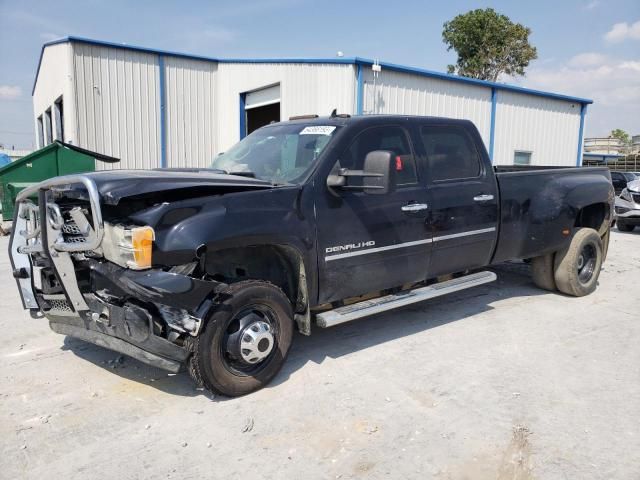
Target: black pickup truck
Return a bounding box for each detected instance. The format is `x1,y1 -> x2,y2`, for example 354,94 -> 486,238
10,115 -> 614,396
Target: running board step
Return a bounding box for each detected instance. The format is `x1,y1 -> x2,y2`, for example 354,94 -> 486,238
315,271 -> 497,328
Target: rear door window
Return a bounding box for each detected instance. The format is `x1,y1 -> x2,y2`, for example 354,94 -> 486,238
419,126 -> 481,181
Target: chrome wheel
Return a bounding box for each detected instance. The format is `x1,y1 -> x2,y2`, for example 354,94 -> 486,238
222,307 -> 277,375
577,243 -> 596,284
239,320 -> 274,364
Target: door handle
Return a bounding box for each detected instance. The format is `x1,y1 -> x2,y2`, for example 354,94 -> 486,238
401,203 -> 429,212
473,194 -> 494,202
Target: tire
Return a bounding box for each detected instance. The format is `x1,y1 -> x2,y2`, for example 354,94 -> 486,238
189,280 -> 294,397
553,228 -> 603,297
531,253 -> 557,291
616,219 -> 635,232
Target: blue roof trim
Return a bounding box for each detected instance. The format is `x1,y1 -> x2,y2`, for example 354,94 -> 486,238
68,35 -> 221,61
32,35 -> 226,94
32,36 -> 593,106
32,36 -> 358,95
32,38 -> 73,95
217,57 -> 357,64
352,58 -> 593,105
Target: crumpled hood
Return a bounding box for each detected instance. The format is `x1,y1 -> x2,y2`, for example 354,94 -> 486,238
68,169 -> 274,205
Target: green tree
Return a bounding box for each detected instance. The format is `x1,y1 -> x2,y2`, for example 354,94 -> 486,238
610,129 -> 631,145
442,8 -> 538,81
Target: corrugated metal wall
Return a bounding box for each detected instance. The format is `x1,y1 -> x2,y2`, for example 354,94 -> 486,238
493,91 -> 581,166
362,69 -> 492,149
216,63 -> 356,152
67,47 -> 358,167
49,41 -> 584,170
72,43 -> 161,170
164,57 -> 217,168
32,42 -> 76,148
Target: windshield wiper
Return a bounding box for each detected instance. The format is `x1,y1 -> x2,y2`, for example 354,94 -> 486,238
228,171 -> 257,179
210,168 -> 290,186
207,168 -> 256,178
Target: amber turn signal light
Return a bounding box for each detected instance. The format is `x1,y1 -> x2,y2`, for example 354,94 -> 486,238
131,226 -> 155,269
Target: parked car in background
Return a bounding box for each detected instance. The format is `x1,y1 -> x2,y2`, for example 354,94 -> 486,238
611,171 -> 638,195
615,179 -> 640,232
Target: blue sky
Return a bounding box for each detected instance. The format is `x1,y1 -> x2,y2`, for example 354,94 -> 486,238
1,0 -> 638,149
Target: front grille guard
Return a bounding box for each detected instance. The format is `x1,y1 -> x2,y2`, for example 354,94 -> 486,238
11,175 -> 105,312
15,175 -> 104,253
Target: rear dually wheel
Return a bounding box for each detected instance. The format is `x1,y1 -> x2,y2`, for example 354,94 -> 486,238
553,228 -> 603,297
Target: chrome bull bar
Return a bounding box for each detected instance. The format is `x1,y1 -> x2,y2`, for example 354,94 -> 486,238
10,175 -> 105,312
15,175 -> 104,252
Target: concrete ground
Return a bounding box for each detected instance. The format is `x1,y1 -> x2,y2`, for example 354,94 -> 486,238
1,230 -> 639,480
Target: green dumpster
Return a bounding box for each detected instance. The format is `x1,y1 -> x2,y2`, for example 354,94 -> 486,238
0,141 -> 119,220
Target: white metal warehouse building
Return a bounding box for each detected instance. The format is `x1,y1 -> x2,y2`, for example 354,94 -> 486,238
32,36 -> 592,170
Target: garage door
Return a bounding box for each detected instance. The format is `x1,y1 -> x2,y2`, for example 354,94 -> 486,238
244,84 -> 281,136
245,84 -> 280,110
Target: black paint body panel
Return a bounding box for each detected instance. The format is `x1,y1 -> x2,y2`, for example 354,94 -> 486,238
492,168 -> 614,263
84,115 -> 613,309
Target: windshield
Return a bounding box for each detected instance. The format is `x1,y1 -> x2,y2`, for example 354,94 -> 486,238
623,172 -> 638,181
211,124 -> 340,184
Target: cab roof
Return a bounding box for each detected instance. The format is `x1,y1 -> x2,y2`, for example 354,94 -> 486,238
272,114 -> 475,128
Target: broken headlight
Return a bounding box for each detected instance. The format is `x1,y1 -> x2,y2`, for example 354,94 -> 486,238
620,188 -> 632,202
102,223 -> 155,270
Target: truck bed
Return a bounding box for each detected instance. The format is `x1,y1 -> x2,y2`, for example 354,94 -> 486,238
491,166 -> 613,264
494,165 -> 582,172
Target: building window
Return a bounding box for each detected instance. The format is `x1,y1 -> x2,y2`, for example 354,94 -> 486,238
514,151 -> 532,165
44,108 -> 53,145
37,116 -> 44,148
54,96 -> 64,142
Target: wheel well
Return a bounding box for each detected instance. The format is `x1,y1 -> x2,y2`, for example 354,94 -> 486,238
204,245 -> 307,313
575,203 -> 608,235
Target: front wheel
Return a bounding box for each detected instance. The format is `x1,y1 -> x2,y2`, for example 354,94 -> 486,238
189,280 -> 294,397
553,228 -> 603,297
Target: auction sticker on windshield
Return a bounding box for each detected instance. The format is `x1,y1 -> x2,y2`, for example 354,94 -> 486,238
300,126 -> 336,136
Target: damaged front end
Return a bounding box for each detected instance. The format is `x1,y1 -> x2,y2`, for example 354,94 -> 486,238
9,175 -> 224,372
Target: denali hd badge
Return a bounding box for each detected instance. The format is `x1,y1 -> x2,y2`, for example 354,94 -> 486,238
326,241 -> 375,253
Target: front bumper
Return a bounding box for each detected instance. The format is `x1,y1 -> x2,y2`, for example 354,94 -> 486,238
615,196 -> 640,224
50,314 -> 185,372
9,175 -> 222,371
39,263 -> 222,371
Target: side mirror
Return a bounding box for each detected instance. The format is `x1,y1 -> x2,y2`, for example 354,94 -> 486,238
326,150 -> 396,195
362,150 -> 396,195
